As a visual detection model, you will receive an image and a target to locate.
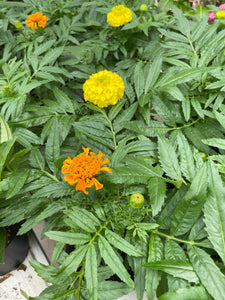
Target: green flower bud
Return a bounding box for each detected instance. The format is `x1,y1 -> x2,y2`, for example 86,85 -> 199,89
140,4 -> 147,12
200,152 -> 207,162
130,193 -> 144,209
14,20 -> 21,29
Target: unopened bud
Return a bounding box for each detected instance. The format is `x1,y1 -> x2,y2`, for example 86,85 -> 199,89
200,152 -> 207,162
130,193 -> 144,209
14,20 -> 21,29
140,4 -> 147,12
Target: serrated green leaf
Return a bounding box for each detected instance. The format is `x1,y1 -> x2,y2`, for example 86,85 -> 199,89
15,127 -> 41,147
158,135 -> 182,181
159,285 -> 211,300
0,114 -> 12,143
204,160 -> 225,264
214,110 -> 225,129
113,102 -> 138,133
134,61 -> 145,98
145,56 -> 162,94
105,229 -> 144,257
51,242 -> 64,267
31,182 -> 72,199
34,40 -> 56,56
165,240 -> 190,291
98,235 -> 134,288
144,260 -> 198,282
172,6 -> 191,38
39,47 -> 64,68
18,201 -> 65,235
64,207 -> 101,233
177,131 -> 196,181
123,120 -> 169,137
162,86 -> 186,101
45,117 -> 60,172
0,137 -> 16,181
202,138 -> 225,150
111,140 -> 128,168
152,95 -> 177,127
45,231 -> 90,245
126,139 -> 156,154
145,233 -> 163,300
97,281 -> 133,300
108,98 -> 127,121
170,163 -> 207,236
188,245 -> 225,300
57,245 -> 88,280
29,148 -> 45,170
6,168 -> 30,199
182,99 -> 191,122
156,67 -> 212,88
191,98 -> 204,119
109,166 -> 153,184
52,86 -> 75,113
165,240 -> 186,261
158,188 -> 187,229
29,260 -> 59,284
148,177 -> 166,216
85,244 -> 98,300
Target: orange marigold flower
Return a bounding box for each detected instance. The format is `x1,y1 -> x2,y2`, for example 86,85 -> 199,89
61,148 -> 112,195
25,12 -> 49,29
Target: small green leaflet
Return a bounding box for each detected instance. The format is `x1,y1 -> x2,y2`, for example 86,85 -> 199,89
144,260 -> 199,282
158,285 -> 211,300
188,245 -> 225,300
98,235 -> 134,288
203,160 -> 225,264
158,135 -> 182,181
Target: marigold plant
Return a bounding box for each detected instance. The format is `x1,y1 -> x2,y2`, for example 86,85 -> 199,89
25,12 -> 49,29
61,147 -> 112,194
107,5 -> 132,27
83,70 -> 125,108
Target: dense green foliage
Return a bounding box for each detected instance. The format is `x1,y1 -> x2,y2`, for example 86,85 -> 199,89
1,0 -> 225,299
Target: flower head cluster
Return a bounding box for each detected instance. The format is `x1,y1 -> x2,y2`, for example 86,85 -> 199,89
61,148 -> 112,195
83,70 -> 125,108
107,5 -> 132,27
25,12 -> 49,29
219,4 -> 225,10
216,11 -> 225,20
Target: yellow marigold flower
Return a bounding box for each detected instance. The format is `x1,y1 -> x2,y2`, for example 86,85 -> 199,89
61,148 -> 112,195
107,5 -> 132,27
216,11 -> 225,20
83,70 -> 125,108
25,12 -> 49,29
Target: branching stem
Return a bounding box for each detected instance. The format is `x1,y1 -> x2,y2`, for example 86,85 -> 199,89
153,229 -> 210,246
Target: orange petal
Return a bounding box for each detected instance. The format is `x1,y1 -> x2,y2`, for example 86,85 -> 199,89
100,167 -> 112,173
76,179 -> 89,194
64,175 -> 79,185
92,178 -> 103,190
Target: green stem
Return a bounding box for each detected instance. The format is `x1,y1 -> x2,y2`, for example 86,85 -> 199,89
76,262 -> 85,300
41,169 -> 59,182
156,117 -> 201,132
153,229 -> 210,246
89,219 -> 111,244
107,115 -> 117,149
